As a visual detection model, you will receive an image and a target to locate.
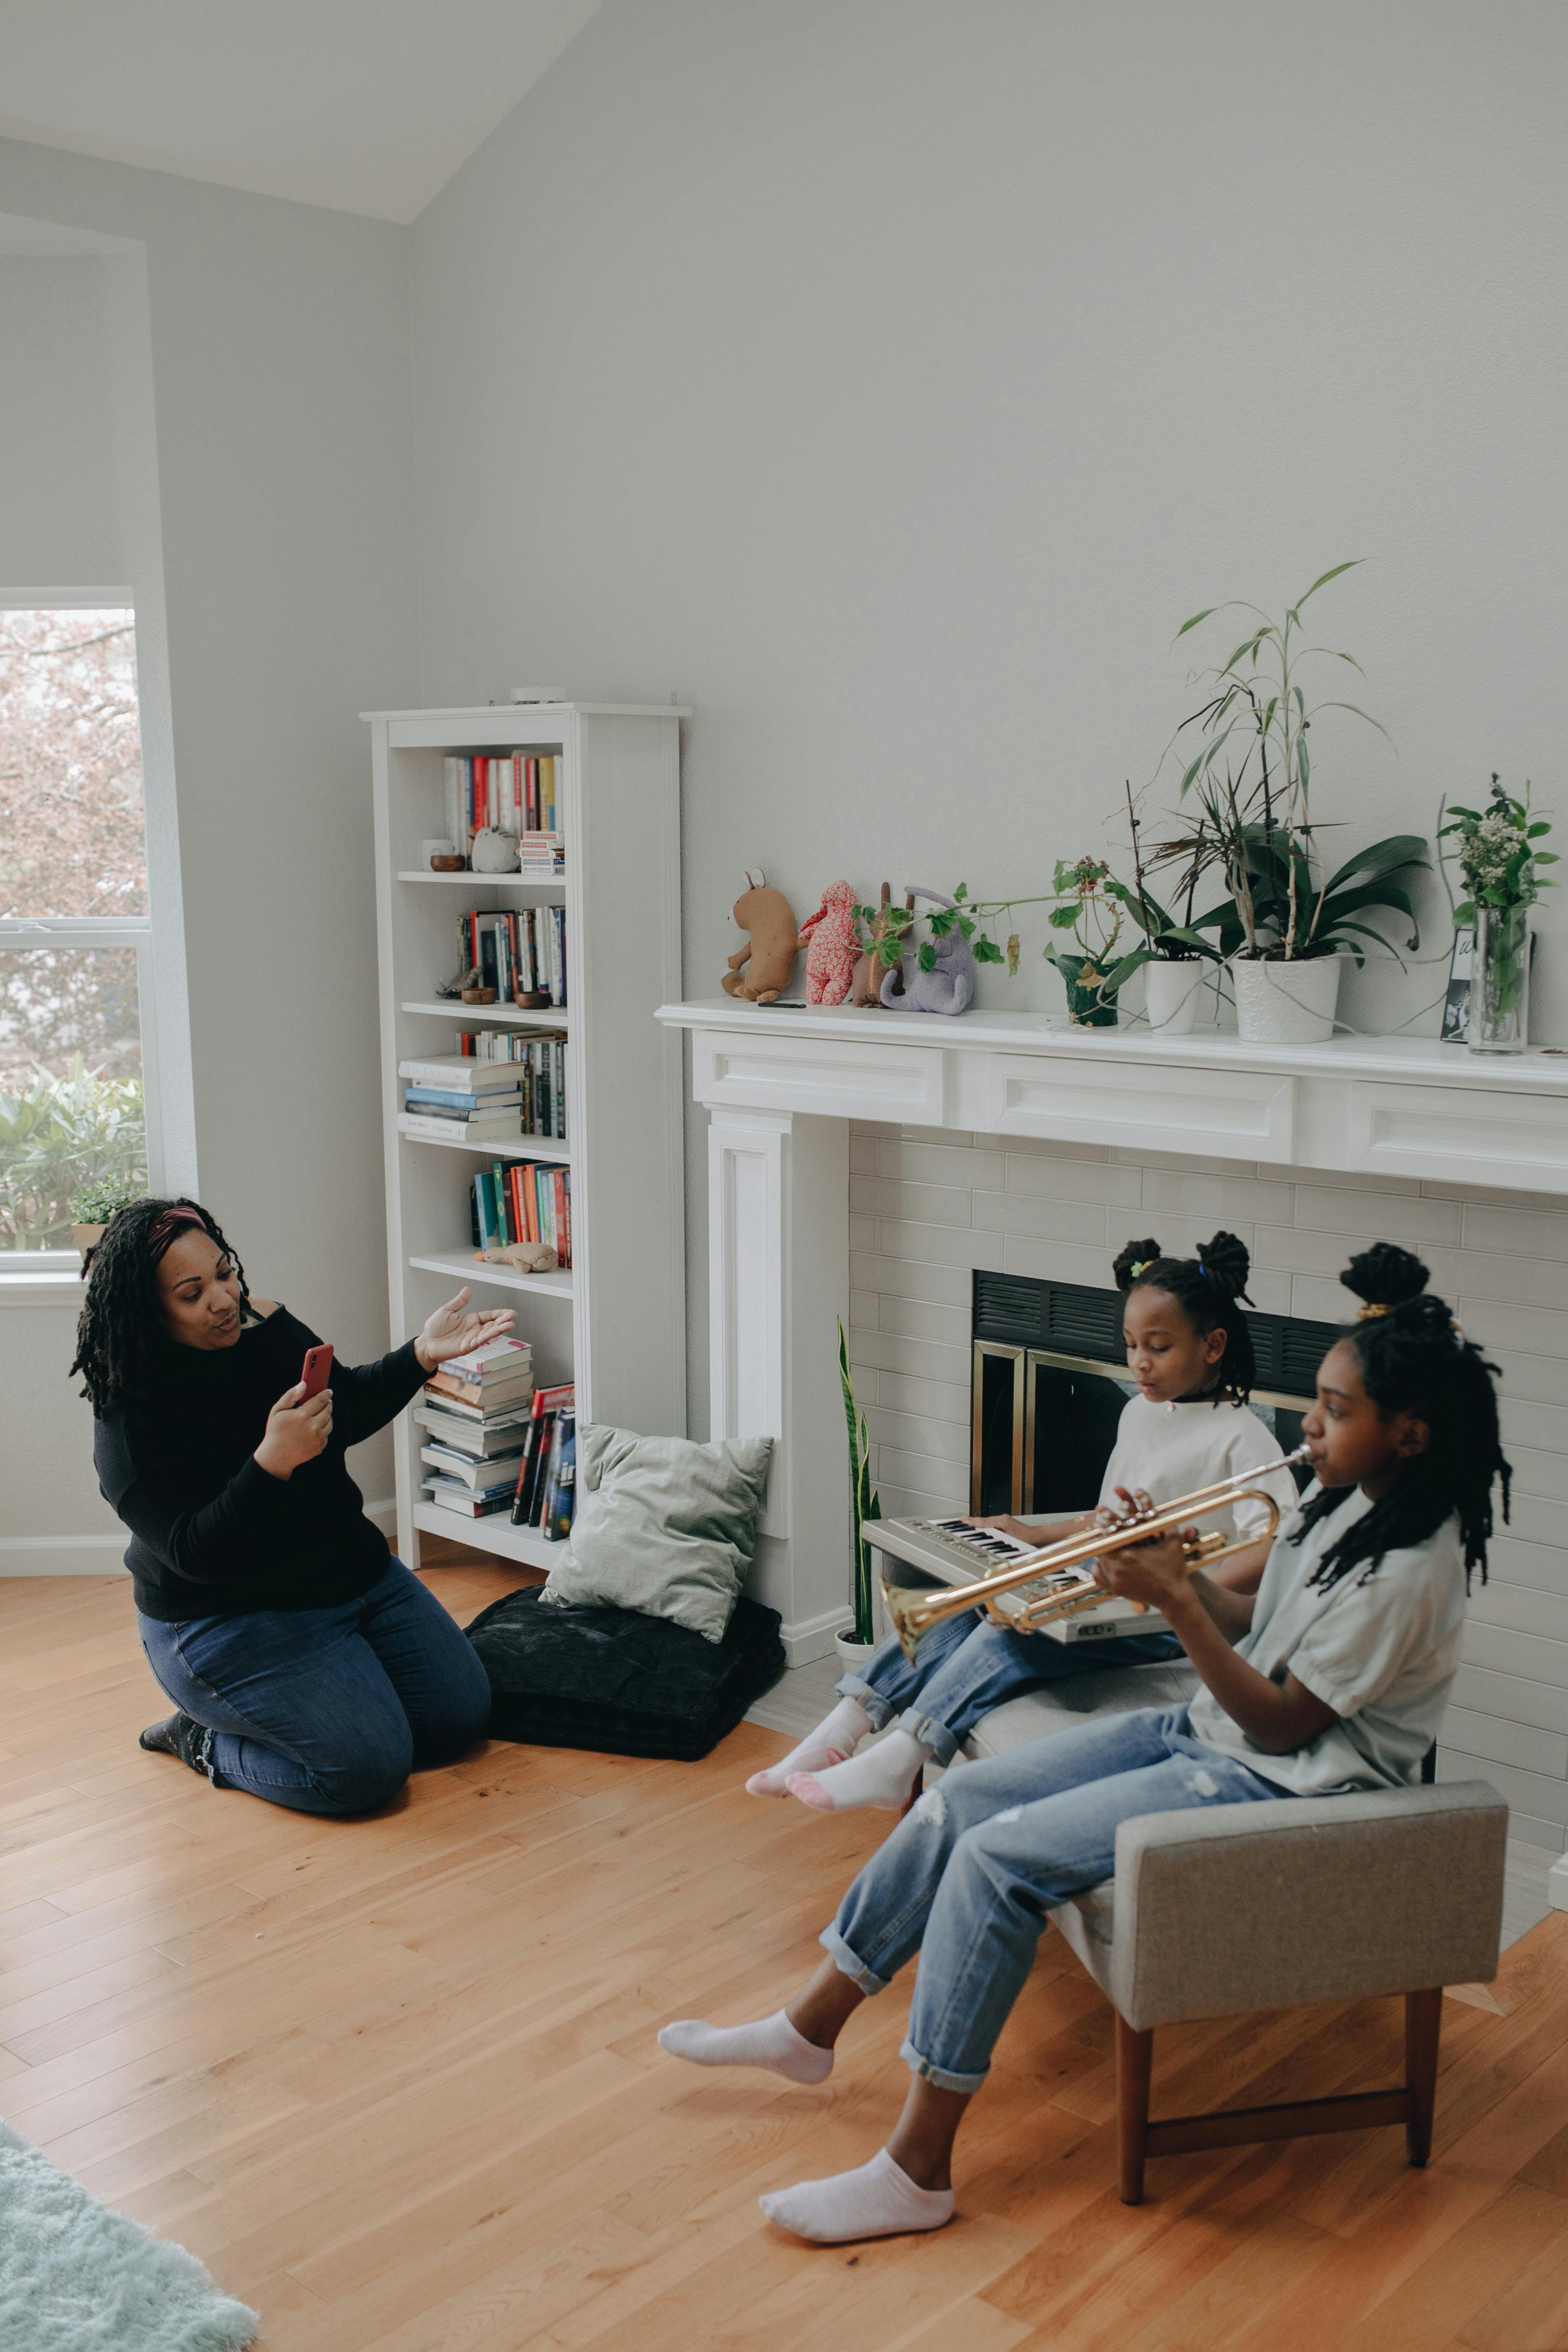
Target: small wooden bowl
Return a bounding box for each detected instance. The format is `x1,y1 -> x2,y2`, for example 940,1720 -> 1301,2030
461,986 -> 499,1004
430,853 -> 466,871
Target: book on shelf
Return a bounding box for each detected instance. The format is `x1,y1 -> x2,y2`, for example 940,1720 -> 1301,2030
399,1055 -> 529,1094
510,1386 -> 577,1533
443,753 -> 562,862
448,1035 -> 568,1139
516,831 -> 565,876
470,1162 -> 572,1268
405,1085 -> 524,1113
420,1443 -> 527,1492
424,1337 -> 534,1410
461,907 -> 567,1009
413,1397 -> 533,1453
454,1026 -> 568,1062
421,1477 -> 515,1518
401,1108 -> 525,1144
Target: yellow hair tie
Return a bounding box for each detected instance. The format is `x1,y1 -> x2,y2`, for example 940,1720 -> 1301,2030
1356,1302 -> 1394,1319
1129,1259 -> 1153,1279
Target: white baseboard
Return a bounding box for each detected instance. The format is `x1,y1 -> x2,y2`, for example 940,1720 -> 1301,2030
0,1533 -> 127,1576
1549,1853 -> 1568,1914
778,1602 -> 853,1668
366,1496 -> 398,1541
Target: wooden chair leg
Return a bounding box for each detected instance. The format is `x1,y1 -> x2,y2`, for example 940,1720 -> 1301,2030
1405,1987 -> 1442,2167
1116,2012 -> 1153,2205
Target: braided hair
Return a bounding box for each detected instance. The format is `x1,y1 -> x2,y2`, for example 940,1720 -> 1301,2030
1111,1229 -> 1258,1404
1290,1241 -> 1509,1592
69,1196 -> 254,1415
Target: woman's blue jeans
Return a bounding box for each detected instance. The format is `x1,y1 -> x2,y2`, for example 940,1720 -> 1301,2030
136,1558 -> 493,1816
822,1703 -> 1284,2091
837,1611 -> 1184,1767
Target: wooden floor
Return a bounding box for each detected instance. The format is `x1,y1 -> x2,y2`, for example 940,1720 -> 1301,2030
4,1567 -> 1568,2352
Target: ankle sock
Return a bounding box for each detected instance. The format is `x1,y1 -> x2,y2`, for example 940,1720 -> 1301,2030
139,1712 -> 212,1777
786,1728 -> 931,1814
657,2008 -> 834,2084
745,1695 -> 873,1796
759,2148 -> 955,2242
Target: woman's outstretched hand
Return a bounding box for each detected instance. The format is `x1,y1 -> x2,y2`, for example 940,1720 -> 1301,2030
254,1382 -> 333,1480
414,1288 -> 517,1373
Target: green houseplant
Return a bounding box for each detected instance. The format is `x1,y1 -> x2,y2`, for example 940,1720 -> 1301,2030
1164,563 -> 1429,1042
68,1170 -> 146,1259
0,1058 -> 146,1252
837,1320 -> 883,1654
1439,776 -> 1555,1054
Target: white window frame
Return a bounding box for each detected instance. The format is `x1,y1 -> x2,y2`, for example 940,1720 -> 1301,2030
0,590 -> 163,1280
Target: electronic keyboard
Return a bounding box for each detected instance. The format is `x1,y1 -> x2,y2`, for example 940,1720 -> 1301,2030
865,1516 -> 1173,1644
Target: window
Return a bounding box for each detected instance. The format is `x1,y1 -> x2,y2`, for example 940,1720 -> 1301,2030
0,602 -> 158,1254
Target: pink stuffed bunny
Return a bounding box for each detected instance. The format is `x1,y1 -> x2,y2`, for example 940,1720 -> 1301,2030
798,879 -> 861,1006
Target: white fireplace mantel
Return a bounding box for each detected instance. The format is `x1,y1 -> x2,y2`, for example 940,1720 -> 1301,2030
658,997 -> 1568,1661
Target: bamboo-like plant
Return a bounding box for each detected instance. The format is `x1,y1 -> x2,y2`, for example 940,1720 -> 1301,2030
837,1320 -> 882,1644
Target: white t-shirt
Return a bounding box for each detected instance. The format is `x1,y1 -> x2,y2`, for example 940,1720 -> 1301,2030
1095,1393 -> 1298,1545
1187,1483 -> 1467,1797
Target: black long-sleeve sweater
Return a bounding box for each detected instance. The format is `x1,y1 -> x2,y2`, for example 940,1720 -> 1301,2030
95,1305 -> 427,1620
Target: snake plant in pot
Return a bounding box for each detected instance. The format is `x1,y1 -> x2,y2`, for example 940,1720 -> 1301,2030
1158,563 -> 1429,1042
837,1320 -> 882,1660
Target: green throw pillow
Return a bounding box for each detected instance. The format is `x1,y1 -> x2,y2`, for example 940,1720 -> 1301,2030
537,1424 -> 774,1644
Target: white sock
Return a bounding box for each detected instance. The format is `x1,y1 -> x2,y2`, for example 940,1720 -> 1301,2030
759,2147 -> 955,2242
786,1728 -> 931,1814
745,1695 -> 873,1796
657,2008 -> 834,2084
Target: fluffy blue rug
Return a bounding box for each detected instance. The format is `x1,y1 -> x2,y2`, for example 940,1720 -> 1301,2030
0,2121 -> 257,2351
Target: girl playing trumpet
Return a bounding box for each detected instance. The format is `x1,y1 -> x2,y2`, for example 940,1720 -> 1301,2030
748,1230 -> 1298,1813
664,1244 -> 1507,2243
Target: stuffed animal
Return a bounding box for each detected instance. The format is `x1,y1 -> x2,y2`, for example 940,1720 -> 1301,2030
471,828 -> 521,873
477,1240 -> 558,1274
721,868 -> 800,1003
879,885 -> 977,1016
851,881 -> 893,1005
797,879 -> 860,1006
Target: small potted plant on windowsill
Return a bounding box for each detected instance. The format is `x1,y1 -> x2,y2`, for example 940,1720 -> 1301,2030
1163,564 -> 1428,1042
68,1175 -> 144,1261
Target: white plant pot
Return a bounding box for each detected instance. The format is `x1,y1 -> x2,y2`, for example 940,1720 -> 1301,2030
1232,955 -> 1344,1045
834,1630 -> 879,1674
1143,961 -> 1204,1036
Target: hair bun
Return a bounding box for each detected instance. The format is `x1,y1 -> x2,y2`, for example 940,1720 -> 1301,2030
1342,1242 -> 1429,1309
1195,1230 -> 1251,1300
1113,1237 -> 1163,1293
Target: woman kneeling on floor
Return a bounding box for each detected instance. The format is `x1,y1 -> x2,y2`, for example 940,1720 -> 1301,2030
76,1197 -> 503,1816
658,1246 -> 1508,2242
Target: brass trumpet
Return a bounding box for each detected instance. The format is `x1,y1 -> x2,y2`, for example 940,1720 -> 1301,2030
882,1446 -> 1310,1661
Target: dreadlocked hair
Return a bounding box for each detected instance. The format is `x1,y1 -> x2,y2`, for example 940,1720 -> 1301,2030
1111,1228 -> 1258,1405
1290,1241 -> 1510,1594
69,1196 -> 254,1415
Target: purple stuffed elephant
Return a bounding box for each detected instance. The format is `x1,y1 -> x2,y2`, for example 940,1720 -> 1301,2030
879,885 -> 976,1016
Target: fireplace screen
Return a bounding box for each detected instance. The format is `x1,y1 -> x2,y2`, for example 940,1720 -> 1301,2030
971,1270 -> 1336,1517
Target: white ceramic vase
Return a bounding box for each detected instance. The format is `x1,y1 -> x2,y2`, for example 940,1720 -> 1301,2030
1231,955 -> 1343,1045
1143,960 -> 1204,1036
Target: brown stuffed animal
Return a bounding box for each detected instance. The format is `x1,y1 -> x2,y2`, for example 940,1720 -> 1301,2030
721,868 -> 800,1003
477,1241 -> 558,1274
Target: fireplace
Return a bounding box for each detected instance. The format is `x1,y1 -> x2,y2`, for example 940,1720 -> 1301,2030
969,1270 -> 1336,1517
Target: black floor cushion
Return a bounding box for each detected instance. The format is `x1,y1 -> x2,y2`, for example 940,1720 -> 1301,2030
465,1584 -> 787,1760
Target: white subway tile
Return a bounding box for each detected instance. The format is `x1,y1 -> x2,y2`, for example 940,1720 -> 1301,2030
865,1406 -> 970,1467
1141,1171 -> 1297,1224
1272,1162 -> 1420,1197
850,1133 -> 880,1176
1463,1618 -> 1568,1684
1110,1213 -> 1258,1267
972,1190 -> 1107,1245
1494,1493 -> 1568,1552
878,1219 -> 1007,1272
900,1124 -> 974,1147
1500,1397 -> 1568,1455
1242,1268 -> 1295,1315
1288,1274 -> 1358,1326
1453,1662 -> 1568,1735
1452,1251 -> 1568,1313
1441,1706 -> 1568,1779
1488,1534 -> 1568,1593
1254,1224 -> 1465,1295
849,1213 -> 880,1253
877,1368 -> 972,1425
981,1131 -> 1110,1163
1004,1153 -> 1142,1207
1435,1748 -> 1568,1828
1463,1202 -> 1568,1261
1462,1295 -> 1568,1361
1502,1445 -> 1568,1505
1482,1349 -> 1568,1408
875,1138 -> 1006,1191
877,1447 -> 968,1505
1110,1147 -> 1261,1178
849,1328 -> 971,1385
878,1294 -> 971,1348
850,1251 -> 971,1310
845,1361 -> 879,1406
880,1478 -> 971,1523
1293,1187 -> 1463,1245
1429,1177 -> 1568,1214
849,1289 -> 879,1330
851,1175 -> 973,1228
1002,1235 -> 1118,1287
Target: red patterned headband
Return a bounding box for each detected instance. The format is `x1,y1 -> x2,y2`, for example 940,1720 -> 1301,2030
146,1206 -> 207,1265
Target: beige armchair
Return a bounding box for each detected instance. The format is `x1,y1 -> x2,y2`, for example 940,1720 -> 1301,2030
1043,1777 -> 1508,2202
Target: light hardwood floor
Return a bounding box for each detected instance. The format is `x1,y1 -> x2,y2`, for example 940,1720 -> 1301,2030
4,1563 -> 1568,2352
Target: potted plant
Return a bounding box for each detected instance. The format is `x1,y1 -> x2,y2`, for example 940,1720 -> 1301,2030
1165,564 -> 1428,1043
1096,784 -> 1228,1035
836,1320 -> 882,1665
1041,858 -> 1127,1025
68,1173 -> 144,1261
1439,776 -> 1555,1054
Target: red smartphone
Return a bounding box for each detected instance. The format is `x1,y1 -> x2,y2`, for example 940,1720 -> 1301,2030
300,1343 -> 334,1400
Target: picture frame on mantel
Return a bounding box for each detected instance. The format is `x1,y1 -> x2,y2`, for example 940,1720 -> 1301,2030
1441,927 -> 1474,1043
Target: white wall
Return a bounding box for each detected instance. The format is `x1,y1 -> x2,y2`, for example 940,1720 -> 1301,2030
0,140 -> 421,1554
0,256 -> 124,583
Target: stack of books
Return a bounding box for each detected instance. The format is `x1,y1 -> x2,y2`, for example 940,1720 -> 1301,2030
443,752 -> 561,859
416,1338 -> 535,1517
450,1034 -> 567,1138
511,1385 -> 577,1540
517,831 -> 565,877
470,1162 -> 572,1267
460,908 -> 567,1008
401,1056 -> 528,1143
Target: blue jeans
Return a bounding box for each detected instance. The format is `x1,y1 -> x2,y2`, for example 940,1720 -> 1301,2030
822,1703 -> 1284,2091
136,1559 -> 492,1816
838,1612 -> 1184,1767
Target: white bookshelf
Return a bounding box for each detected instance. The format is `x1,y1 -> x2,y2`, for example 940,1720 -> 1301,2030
366,701 -> 688,1571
